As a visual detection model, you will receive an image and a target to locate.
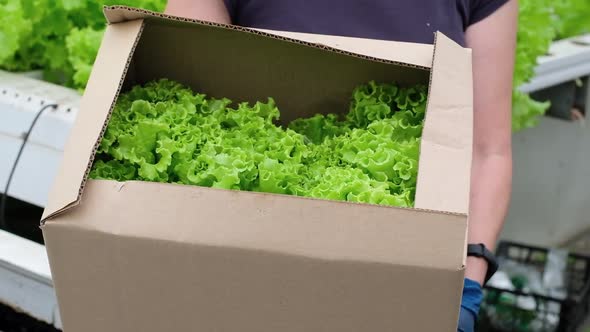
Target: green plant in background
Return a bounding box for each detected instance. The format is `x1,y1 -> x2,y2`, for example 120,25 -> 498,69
553,0 -> 590,39
511,0 -> 555,131
0,0 -> 73,81
0,0 -> 166,89
0,0 -> 32,71
511,92 -> 551,132
513,0 -> 590,131
66,27 -> 104,88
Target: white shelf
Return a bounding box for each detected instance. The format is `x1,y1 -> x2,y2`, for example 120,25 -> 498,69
520,34 -> 590,93
0,71 -> 76,329
0,71 -> 80,207
0,229 -> 61,329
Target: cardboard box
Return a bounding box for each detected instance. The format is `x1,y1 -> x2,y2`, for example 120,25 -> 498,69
41,6 -> 473,332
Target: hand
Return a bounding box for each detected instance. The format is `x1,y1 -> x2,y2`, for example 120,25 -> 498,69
458,278 -> 483,332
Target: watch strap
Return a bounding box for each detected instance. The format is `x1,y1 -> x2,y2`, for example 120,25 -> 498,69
467,243 -> 499,285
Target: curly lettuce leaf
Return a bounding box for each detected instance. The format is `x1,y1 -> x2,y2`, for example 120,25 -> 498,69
0,0 -> 31,67
91,79 -> 427,208
553,0 -> 590,39
90,159 -> 137,181
66,27 -> 104,90
512,91 -> 551,131
510,0 -> 555,131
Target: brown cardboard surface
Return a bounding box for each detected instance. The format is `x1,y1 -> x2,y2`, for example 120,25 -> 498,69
415,33 -> 474,214
58,180 -> 466,269
44,181 -> 465,332
253,28 -> 435,69
42,6 -> 473,332
41,19 -> 144,220
45,227 -> 463,332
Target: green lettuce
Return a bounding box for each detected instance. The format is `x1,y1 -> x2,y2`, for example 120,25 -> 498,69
90,79 -> 427,208
65,27 -> 104,89
511,0 -> 556,131
0,0 -> 166,88
511,91 -> 551,131
553,0 -> 590,39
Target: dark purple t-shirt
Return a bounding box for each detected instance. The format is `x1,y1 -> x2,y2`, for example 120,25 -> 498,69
223,0 -> 508,46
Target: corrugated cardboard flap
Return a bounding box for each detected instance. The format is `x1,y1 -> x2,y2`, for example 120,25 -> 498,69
41,19 -> 145,221
415,32 -> 473,214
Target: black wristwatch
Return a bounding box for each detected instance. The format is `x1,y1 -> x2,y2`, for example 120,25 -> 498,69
467,243 -> 498,285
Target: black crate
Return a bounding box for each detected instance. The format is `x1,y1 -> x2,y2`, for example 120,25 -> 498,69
478,241 -> 590,332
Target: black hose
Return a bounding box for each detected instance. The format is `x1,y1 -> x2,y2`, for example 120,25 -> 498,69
0,103 -> 58,231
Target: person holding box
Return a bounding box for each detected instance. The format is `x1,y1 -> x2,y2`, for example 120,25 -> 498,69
165,1 -> 517,331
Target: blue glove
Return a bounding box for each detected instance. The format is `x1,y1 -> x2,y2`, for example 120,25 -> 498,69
458,278 -> 483,332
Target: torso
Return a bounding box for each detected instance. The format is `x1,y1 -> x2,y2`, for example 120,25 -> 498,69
223,0 -> 492,46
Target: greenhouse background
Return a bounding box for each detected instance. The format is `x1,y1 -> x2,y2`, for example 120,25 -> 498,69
1,0 -> 590,331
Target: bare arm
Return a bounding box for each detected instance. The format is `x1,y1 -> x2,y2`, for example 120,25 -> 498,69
464,1 -> 518,285
165,0 -> 231,24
